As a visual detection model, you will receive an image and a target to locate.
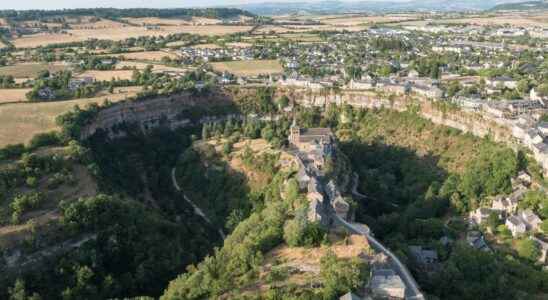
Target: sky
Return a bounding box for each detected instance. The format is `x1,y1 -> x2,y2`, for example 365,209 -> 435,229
0,0 -> 365,10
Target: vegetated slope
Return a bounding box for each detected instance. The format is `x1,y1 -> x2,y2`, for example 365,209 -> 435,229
162,141 -> 370,300
0,124 -> 223,299
335,107 -> 548,299
0,8 -> 254,21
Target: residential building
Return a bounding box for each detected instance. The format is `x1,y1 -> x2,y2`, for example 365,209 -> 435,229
506,215 -> 527,237
469,208 -> 493,225
409,246 -> 438,270
370,269 -> 406,299
520,210 -> 542,231
491,195 -> 518,214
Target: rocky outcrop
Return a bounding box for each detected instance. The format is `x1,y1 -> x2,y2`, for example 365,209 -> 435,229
80,91 -> 236,140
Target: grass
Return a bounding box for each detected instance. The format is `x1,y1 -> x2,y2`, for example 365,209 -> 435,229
112,51 -> 179,61
0,63 -> 70,78
0,87 -> 141,147
0,89 -> 32,104
210,60 -> 283,77
76,70 -> 135,81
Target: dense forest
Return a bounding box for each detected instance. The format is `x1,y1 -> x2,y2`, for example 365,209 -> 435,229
0,8 -> 254,22
334,106 -> 548,299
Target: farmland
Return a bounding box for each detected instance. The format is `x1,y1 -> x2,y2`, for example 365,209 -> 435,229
116,61 -> 191,73
0,89 -> 32,104
210,59 -> 283,76
113,50 -> 179,61
12,19 -> 253,48
0,87 -> 141,147
75,70 -> 135,81
0,63 -> 71,79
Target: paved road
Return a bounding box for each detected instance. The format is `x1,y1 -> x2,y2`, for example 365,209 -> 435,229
334,215 -> 424,300
171,167 -> 226,239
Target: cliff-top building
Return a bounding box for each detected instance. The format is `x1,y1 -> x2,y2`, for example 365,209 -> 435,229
289,120 -> 334,170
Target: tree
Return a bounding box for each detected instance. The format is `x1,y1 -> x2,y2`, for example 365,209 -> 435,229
486,212 -> 501,231
540,219 -> 548,234
8,279 -> 41,300
497,224 -> 512,240
277,95 -> 289,110
320,251 -> 367,299
516,239 -> 540,262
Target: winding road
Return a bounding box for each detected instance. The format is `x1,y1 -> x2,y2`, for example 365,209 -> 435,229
171,167 -> 226,239
333,215 -> 425,300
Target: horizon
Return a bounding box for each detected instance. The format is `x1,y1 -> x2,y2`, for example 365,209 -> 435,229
1,0 -> 416,11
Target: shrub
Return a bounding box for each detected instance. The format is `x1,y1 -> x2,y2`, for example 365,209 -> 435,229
27,131 -> 62,151
10,192 -> 44,224
0,144 -> 25,160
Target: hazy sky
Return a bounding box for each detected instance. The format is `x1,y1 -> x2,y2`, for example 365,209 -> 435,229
1,0 -> 355,10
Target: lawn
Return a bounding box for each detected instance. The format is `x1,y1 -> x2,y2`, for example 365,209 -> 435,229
210,60 -> 283,77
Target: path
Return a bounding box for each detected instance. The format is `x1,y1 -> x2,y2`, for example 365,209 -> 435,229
171,167 -> 226,239
333,215 -> 425,300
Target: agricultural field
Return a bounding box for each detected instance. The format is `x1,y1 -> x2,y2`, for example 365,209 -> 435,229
395,12 -> 548,27
116,61 -> 191,73
75,70 -> 135,81
191,43 -> 223,49
210,59 -> 283,76
320,14 -> 417,26
0,63 -> 71,79
122,16 -> 223,26
0,86 -> 141,147
113,50 -> 179,61
0,89 -> 32,104
12,19 -> 253,48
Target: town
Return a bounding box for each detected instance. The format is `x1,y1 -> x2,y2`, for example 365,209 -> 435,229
0,4 -> 547,300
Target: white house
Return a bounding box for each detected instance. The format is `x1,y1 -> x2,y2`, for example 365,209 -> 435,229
491,195 -> 518,214
469,208 -> 493,225
506,215 -> 527,237
520,210 -> 542,231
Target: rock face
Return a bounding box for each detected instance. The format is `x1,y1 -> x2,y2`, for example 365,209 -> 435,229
79,86 -> 545,174
80,90 -> 235,139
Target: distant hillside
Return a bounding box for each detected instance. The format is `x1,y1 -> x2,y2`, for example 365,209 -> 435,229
491,0 -> 548,10
233,0 -> 529,15
0,8 -> 255,21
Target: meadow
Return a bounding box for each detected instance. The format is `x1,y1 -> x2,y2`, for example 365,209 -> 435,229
210,60 -> 283,76
0,63 -> 70,79
0,87 -> 141,147
13,19 -> 253,48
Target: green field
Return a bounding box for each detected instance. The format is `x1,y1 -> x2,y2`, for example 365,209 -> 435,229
210,59 -> 283,76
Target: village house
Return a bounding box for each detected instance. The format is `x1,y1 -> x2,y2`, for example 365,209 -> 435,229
506,215 -> 527,237
469,208 -> 493,225
486,76 -> 518,89
339,292 -> 366,300
466,231 -> 491,252
412,84 -> 444,100
491,195 -> 519,215
347,78 -> 375,90
68,76 -> 94,91
37,87 -> 56,100
409,246 -> 438,270
370,269 -> 406,299
520,210 -> 542,231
